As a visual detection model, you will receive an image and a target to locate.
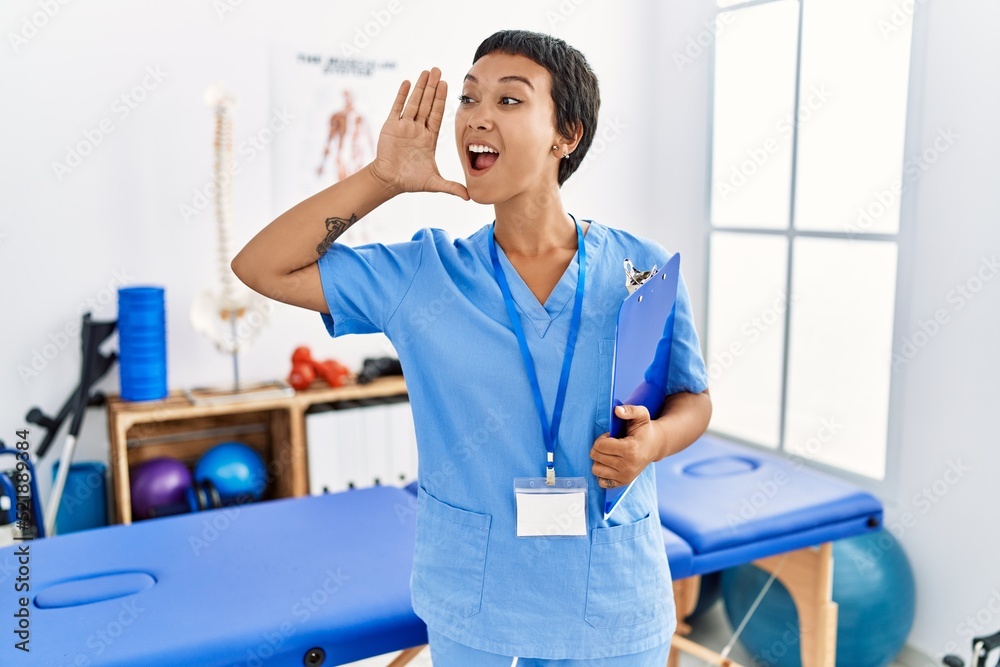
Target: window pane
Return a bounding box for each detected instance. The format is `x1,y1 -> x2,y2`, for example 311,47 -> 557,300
706,232 -> 789,447
793,0 -> 913,234
784,238 -> 897,479
711,1 -> 799,229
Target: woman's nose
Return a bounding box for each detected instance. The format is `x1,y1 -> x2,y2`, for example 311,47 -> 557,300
467,107 -> 492,131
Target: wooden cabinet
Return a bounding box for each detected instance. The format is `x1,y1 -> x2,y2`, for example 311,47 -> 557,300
105,377 -> 408,524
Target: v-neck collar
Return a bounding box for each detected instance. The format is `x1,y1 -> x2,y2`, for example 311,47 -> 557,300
478,218 -> 605,338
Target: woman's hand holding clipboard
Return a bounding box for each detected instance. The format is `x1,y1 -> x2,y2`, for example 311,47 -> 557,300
590,253 -> 681,519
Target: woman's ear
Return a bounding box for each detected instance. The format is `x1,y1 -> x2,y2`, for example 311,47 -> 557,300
560,121 -> 584,157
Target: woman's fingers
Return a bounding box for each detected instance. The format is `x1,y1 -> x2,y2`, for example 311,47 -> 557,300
387,79 -> 410,122
590,447 -> 622,467
443,181 -> 470,200
590,434 -> 627,459
615,404 -> 651,424
591,461 -> 619,478
401,69 -> 430,120
426,78 -> 448,135
398,67 -> 448,134
427,175 -> 470,200
379,68 -> 463,198
415,67 -> 441,124
591,434 -> 636,487
592,462 -> 625,487
395,67 -> 447,128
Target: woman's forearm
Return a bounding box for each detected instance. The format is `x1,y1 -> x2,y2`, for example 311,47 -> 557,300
650,390 -> 713,461
231,162 -> 399,288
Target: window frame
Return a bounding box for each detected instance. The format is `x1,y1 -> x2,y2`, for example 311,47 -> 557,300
701,0 -> 925,499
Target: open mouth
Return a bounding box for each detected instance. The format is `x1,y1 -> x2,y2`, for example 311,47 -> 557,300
467,143 -> 500,174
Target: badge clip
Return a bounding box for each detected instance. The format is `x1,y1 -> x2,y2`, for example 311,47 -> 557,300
623,258 -> 659,295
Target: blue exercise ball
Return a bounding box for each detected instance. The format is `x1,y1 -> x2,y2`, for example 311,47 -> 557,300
720,529 -> 915,667
194,442 -> 267,504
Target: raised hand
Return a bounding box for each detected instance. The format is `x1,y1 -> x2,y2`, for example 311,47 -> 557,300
369,67 -> 469,200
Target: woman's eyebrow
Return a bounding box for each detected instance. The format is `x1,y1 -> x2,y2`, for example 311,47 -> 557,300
463,73 -> 534,90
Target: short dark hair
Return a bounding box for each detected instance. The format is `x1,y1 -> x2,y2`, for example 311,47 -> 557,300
473,30 -> 600,186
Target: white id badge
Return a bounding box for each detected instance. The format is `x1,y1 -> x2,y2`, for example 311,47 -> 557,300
514,477 -> 588,538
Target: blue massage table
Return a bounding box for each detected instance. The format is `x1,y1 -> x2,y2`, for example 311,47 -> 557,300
0,435 -> 881,667
654,435 -> 882,667
0,485 -> 426,667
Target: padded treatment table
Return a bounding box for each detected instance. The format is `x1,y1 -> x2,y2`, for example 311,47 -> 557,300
0,485 -> 425,667
0,437 -> 882,667
655,435 -> 884,667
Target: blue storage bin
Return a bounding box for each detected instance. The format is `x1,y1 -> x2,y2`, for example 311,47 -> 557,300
52,461 -> 108,534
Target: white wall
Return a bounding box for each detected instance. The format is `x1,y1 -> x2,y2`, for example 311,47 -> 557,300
886,0 -> 1000,659
651,0 -> 715,321
2,0 -> 996,660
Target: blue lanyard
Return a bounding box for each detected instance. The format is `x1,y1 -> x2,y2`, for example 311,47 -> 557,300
488,219 -> 586,484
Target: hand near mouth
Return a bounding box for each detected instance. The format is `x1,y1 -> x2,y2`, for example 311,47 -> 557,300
369,67 -> 470,201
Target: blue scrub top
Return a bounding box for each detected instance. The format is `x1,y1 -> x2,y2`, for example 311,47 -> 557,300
317,220 -> 709,659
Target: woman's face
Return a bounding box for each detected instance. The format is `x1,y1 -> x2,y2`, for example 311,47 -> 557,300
455,52 -> 564,205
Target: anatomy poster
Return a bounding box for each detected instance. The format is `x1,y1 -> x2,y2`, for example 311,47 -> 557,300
271,48 -> 399,244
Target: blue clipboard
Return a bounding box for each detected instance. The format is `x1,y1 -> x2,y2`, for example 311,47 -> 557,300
604,253 -> 681,519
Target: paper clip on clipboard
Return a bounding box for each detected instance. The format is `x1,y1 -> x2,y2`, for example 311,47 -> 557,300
604,253 -> 681,519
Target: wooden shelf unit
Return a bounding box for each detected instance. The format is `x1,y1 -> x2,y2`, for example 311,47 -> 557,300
106,377 -> 408,524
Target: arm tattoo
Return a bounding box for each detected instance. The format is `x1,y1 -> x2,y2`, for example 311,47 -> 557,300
316,213 -> 359,255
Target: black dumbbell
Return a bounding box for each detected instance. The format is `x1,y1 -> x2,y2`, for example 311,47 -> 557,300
148,479 -> 224,518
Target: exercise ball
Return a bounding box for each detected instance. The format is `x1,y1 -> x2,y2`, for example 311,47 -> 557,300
195,441 -> 267,504
721,529 -> 915,667
687,571 -> 723,621
130,457 -> 193,520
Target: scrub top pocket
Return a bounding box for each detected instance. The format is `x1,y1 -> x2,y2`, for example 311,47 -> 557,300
584,512 -> 670,629
412,486 -> 492,619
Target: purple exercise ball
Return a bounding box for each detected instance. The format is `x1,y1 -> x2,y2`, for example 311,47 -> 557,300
130,457 -> 193,520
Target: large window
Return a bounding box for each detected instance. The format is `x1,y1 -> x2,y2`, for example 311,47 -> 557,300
705,0 -> 914,482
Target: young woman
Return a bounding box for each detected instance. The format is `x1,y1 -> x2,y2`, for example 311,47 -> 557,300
233,29 -> 711,667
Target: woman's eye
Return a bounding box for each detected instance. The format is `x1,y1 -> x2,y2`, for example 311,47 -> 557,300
500,97 -> 521,105
457,95 -> 474,104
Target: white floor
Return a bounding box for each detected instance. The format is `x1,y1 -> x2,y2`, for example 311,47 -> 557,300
342,601 -> 910,666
